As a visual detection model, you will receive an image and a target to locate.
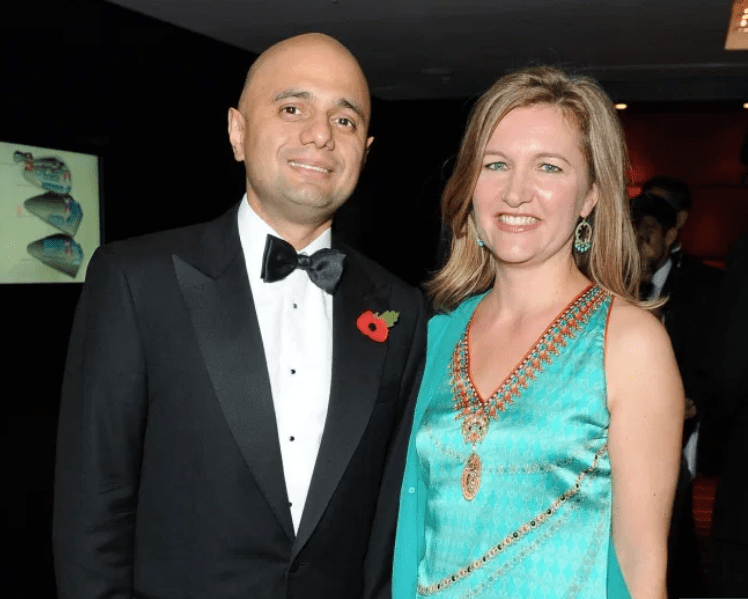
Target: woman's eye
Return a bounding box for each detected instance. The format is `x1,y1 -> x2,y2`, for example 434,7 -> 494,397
485,162 -> 507,171
540,163 -> 561,173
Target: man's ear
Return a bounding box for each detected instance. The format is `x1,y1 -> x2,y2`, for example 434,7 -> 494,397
676,210 -> 688,230
363,136 -> 374,164
227,108 -> 245,161
664,226 -> 679,250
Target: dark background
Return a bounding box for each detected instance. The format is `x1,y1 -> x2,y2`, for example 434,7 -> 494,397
2,2 -> 746,596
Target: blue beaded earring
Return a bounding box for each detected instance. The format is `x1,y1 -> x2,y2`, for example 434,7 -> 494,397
477,238 -> 485,248
573,218 -> 592,253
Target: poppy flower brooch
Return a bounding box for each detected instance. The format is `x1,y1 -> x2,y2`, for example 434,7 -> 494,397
356,310 -> 400,343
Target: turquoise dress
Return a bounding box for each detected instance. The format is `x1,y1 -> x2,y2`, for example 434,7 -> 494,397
393,286 -> 631,598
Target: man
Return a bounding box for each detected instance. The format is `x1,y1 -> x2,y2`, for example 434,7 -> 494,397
54,33 -> 427,599
632,191 -> 722,598
633,191 -> 722,418
633,192 -> 679,301
708,233 -> 748,596
641,174 -> 691,234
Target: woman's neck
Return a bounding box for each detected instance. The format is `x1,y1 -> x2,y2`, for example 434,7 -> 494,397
482,254 -> 591,322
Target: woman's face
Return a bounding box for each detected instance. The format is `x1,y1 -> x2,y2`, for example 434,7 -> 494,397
472,104 -> 598,269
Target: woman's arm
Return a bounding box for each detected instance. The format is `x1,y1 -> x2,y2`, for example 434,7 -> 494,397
605,301 -> 684,599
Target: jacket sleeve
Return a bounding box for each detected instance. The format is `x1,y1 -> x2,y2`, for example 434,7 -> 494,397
361,287 -> 428,599
53,248 -> 148,599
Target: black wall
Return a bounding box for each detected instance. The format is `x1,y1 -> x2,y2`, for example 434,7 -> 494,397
1,2 -> 464,595
2,3 -> 254,596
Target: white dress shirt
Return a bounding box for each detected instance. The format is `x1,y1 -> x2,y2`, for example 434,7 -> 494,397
237,197 -> 333,533
647,257 -> 673,300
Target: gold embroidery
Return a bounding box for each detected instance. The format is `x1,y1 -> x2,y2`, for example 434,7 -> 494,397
416,444 -> 608,596
449,285 -> 608,501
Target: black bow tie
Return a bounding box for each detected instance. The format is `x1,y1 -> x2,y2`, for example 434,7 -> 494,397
261,234 -> 346,294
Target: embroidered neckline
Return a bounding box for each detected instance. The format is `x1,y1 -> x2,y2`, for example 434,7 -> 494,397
452,284 -> 607,425
449,284 -> 608,501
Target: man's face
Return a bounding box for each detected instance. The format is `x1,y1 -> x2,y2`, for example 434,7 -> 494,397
636,215 -> 674,281
228,38 -> 373,231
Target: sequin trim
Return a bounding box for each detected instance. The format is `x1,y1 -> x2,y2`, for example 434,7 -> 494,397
450,285 -> 608,440
415,443 -> 608,596
422,419 -> 603,475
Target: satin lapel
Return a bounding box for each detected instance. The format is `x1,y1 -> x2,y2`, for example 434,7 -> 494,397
293,250 -> 391,556
173,214 -> 294,540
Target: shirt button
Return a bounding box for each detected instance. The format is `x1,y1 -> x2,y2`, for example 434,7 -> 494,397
408,487 -> 416,494
291,369 -> 296,374
292,303 -> 298,309
290,436 -> 295,441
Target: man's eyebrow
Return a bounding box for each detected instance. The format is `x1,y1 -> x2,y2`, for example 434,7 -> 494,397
337,98 -> 366,123
273,90 -> 312,102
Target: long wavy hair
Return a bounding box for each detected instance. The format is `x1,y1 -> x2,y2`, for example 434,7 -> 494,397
428,66 -> 645,313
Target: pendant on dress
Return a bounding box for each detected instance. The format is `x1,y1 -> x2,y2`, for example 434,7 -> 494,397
461,452 -> 482,501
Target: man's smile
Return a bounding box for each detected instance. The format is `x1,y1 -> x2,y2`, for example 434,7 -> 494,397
288,159 -> 333,174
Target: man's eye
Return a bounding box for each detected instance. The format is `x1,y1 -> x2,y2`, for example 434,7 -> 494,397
540,163 -> 561,173
336,117 -> 355,128
282,106 -> 300,115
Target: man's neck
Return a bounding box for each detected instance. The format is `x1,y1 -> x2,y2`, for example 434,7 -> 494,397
245,196 -> 332,251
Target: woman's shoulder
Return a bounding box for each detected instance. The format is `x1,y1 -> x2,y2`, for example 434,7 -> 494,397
605,295 -> 682,412
605,296 -> 671,355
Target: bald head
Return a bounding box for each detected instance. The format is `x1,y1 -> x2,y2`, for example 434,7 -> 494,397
227,33 -> 374,249
238,33 -> 370,123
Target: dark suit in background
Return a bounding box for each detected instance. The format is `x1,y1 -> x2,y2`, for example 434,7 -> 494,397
660,250 -> 723,440
707,234 -> 748,597
657,251 -> 723,599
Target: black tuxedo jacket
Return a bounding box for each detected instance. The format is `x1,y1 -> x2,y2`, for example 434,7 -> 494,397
659,252 -> 723,443
706,234 -> 748,544
53,204 -> 427,599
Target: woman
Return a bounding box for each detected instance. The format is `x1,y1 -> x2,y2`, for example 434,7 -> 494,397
393,67 -> 683,599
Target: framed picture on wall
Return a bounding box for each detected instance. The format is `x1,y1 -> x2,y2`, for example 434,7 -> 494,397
0,140 -> 103,284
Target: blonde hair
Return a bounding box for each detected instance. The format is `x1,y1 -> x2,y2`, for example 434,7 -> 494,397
428,66 -> 645,313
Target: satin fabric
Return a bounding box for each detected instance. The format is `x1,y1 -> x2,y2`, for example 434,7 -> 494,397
393,289 -> 631,598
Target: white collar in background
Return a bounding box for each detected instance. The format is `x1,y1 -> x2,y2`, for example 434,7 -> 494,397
651,257 -> 673,299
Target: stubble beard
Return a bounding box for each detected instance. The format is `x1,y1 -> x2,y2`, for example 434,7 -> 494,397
249,171 -> 348,228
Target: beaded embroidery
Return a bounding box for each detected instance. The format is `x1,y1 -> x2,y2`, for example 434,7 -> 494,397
449,285 -> 608,500
416,443 -> 608,596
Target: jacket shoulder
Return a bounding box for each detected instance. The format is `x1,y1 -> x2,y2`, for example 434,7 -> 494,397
102,221 -> 209,259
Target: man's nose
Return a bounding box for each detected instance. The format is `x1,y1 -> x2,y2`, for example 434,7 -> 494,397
300,113 -> 335,150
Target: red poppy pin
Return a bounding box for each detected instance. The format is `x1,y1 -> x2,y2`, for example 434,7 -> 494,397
356,310 -> 400,343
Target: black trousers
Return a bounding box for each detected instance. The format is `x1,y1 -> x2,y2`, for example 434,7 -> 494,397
711,539 -> 748,597
667,460 -> 703,599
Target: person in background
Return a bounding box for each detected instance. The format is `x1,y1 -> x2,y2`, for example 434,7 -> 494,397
393,66 -> 682,599
53,33 -> 426,599
641,175 -> 690,241
707,233 -> 748,597
632,190 -> 723,597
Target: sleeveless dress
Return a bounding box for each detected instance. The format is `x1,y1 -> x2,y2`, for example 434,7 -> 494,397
392,285 -> 631,599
